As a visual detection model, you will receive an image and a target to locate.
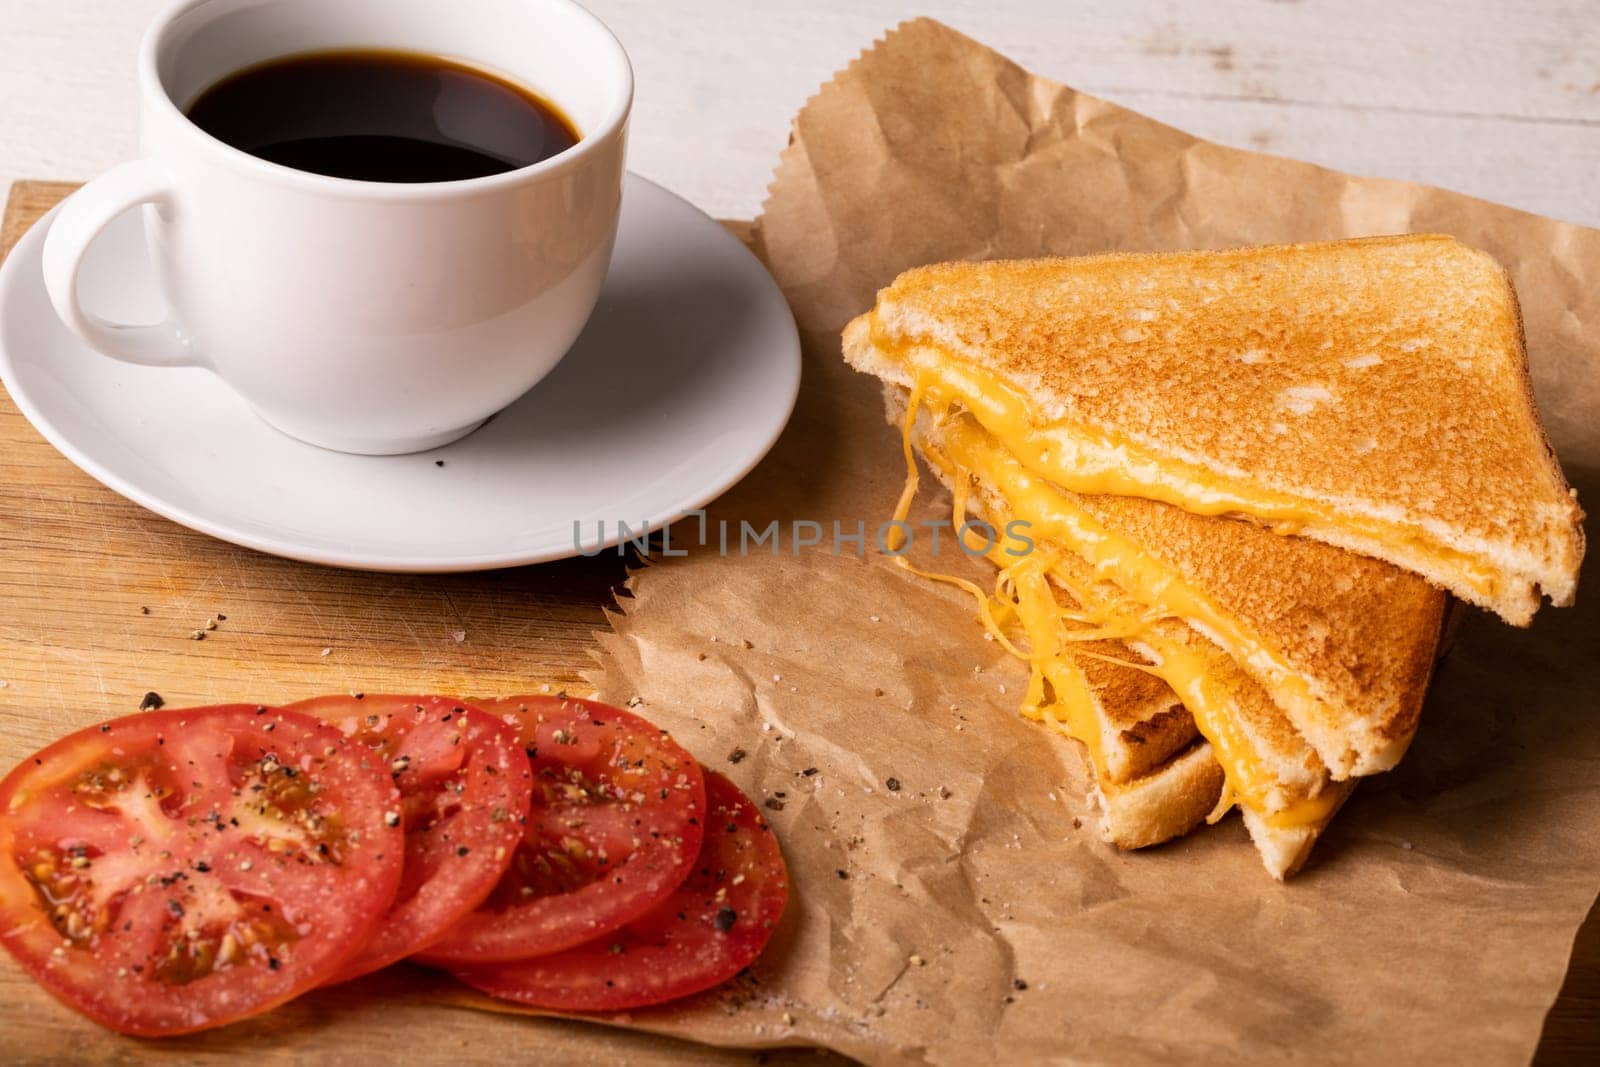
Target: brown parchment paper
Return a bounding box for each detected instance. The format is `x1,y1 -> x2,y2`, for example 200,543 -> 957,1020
485,19 -> 1600,1065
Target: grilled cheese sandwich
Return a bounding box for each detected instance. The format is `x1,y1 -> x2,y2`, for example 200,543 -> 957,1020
900,398 -> 1352,876
880,371 -> 1444,780
839,237 -> 1548,877
849,236 -> 1584,625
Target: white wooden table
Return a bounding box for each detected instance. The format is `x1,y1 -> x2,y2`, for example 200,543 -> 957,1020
3,0 -> 1599,227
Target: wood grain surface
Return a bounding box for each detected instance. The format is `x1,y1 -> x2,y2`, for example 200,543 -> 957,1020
7,1 -> 1600,227
0,181 -> 1594,1063
0,182 -> 815,1066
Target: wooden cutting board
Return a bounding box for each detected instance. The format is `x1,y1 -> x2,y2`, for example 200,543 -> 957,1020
0,181 -> 1594,1063
0,181 -> 808,1066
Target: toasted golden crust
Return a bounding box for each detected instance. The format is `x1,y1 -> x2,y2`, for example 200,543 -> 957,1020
1095,742 -> 1226,850
1241,781 -> 1356,880
905,391 -> 1339,802
956,462 -> 1334,807
1071,490 -> 1447,777
851,235 -> 1585,623
895,384 -> 1445,777
942,437 -> 1351,873
903,395 -> 1351,873
912,430 -> 1201,786
1131,614 -> 1332,808
1077,643 -> 1196,783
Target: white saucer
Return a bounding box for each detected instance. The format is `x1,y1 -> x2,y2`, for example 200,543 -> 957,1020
0,175 -> 799,571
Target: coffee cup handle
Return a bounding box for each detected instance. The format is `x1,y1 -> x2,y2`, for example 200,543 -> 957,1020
42,160 -> 201,368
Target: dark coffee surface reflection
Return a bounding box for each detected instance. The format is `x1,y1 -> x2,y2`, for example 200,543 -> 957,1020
186,49 -> 580,182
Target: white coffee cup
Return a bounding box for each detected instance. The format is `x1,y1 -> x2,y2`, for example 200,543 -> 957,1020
42,0 -> 631,455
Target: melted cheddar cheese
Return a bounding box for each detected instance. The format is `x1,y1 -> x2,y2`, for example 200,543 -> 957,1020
894,387 -> 1340,831
874,322 -> 1499,603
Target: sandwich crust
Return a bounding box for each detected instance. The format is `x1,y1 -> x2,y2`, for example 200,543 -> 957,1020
926,423 -> 1336,809
1241,782 -> 1356,880
895,390 -> 1360,874
1076,644 -> 1196,783
846,235 -> 1585,624
1072,487 -> 1446,777
1095,742 -> 1226,851
910,427 -> 1204,788
894,386 -> 1446,779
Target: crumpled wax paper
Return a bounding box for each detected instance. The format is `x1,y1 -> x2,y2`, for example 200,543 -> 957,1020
465,19 -> 1600,1065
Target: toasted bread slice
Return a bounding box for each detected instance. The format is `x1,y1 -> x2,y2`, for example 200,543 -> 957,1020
1052,650 -> 1224,849
1013,549 -> 1346,877
1071,490 -> 1444,777
958,492 -> 1343,878
845,235 -> 1585,624
1096,742 -> 1226,852
888,387 -> 1446,778
997,601 -> 1222,848
1075,639 -> 1198,784
909,410 -> 1349,877
886,494 -> 1215,845
1241,782 -> 1357,880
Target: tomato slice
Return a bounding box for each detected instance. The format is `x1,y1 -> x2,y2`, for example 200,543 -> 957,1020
286,695 -> 531,982
415,695 -> 706,964
453,770 -> 787,1010
0,705 -> 403,1035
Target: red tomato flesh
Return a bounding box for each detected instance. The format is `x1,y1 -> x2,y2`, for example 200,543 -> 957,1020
0,705 -> 403,1035
416,696 -> 706,964
287,695 -> 531,982
453,770 -> 788,1010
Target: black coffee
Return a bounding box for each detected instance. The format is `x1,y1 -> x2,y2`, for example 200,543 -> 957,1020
186,49 -> 580,183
